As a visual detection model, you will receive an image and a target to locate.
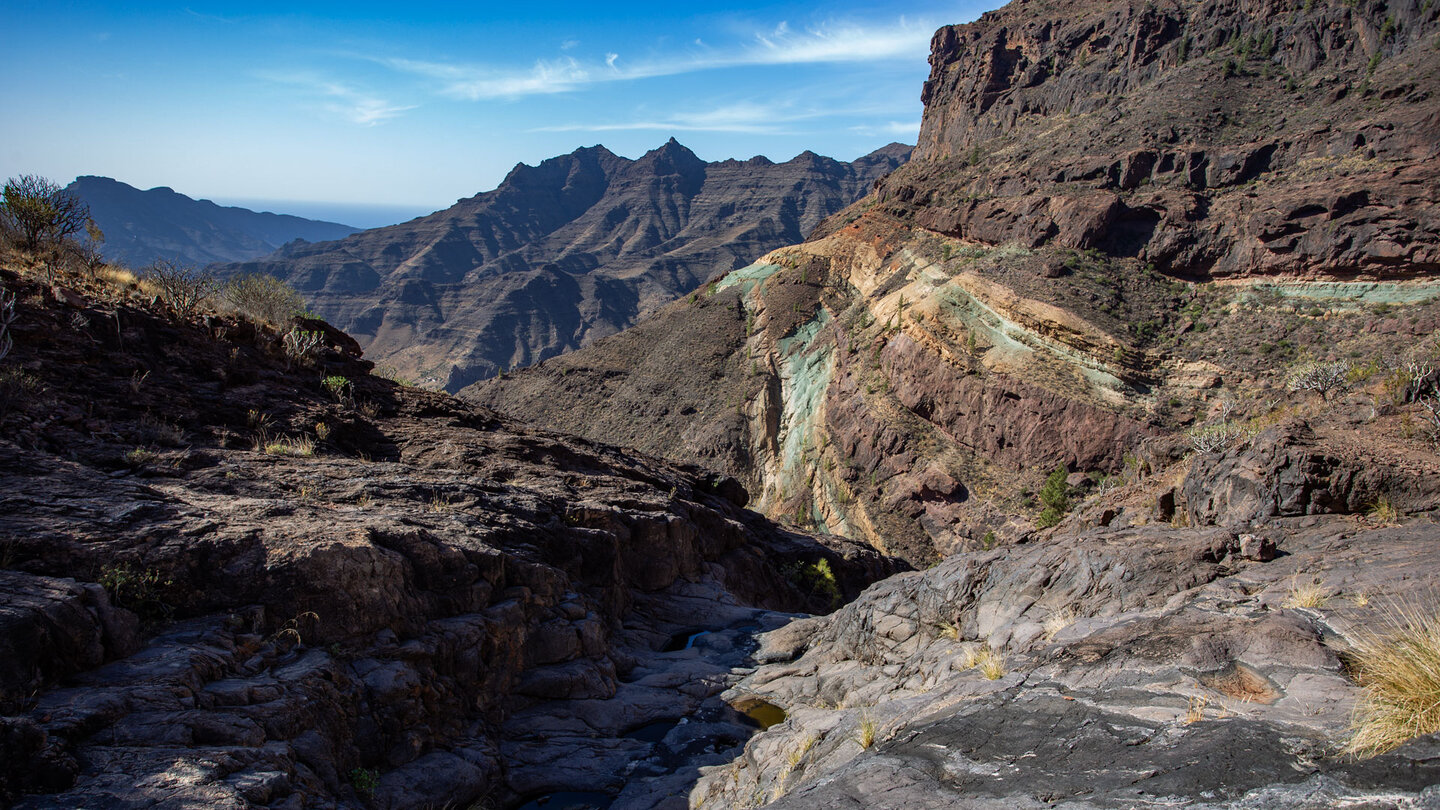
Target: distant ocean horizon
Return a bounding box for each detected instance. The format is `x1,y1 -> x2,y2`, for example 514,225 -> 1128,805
209,197 -> 440,230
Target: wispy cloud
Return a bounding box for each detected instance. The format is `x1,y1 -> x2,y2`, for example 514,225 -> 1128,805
850,120 -> 922,137
533,99 -> 909,135
380,16 -> 934,101
381,56 -> 596,100
259,72 -> 415,125
533,101 -> 801,134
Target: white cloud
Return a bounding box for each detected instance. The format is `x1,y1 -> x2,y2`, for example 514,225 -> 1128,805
380,56 -> 594,100
259,72 -> 415,125
378,16 -> 935,101
847,120 -> 922,139
533,99 -> 892,135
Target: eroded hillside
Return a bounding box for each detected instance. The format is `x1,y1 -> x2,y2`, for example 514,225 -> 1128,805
0,252 -> 898,808
217,141 -> 909,393
472,0 -> 1440,566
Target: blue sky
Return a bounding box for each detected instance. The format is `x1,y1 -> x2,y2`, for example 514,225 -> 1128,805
1,1 -> 995,225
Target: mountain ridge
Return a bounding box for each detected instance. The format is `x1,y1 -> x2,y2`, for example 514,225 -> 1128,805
68,175 -> 360,268
216,140 -> 911,391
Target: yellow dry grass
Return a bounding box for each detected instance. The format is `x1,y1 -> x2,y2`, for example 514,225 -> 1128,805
1343,603 -> 1440,758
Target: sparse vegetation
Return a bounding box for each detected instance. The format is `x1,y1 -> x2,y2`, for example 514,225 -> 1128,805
854,712 -> 877,749
1343,604 -> 1440,758
0,174 -> 91,252
961,644 -> 1006,679
1286,360 -> 1350,399
98,562 -> 172,620
283,328 -> 324,365
222,272 -> 305,325
262,435 -> 316,457
145,259 -> 216,318
1367,496 -> 1401,526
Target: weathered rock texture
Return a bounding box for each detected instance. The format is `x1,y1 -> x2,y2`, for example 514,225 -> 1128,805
215,140 -> 909,392
69,176 -> 359,268
901,0 -> 1440,279
694,513 -> 1440,808
474,0 -> 1440,568
0,259 -> 897,808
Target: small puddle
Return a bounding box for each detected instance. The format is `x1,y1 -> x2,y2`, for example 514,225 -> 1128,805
661,629 -> 711,652
623,718 -> 681,743
732,698 -> 787,730
511,792 -> 613,810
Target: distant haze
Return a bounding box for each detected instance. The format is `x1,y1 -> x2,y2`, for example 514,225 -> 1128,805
0,0 -> 993,205
211,199 -> 440,230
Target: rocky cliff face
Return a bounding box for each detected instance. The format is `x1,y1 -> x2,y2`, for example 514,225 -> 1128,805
473,0 -> 1440,566
473,0 -> 1440,804
214,141 -> 910,392
69,176 -> 360,268
902,0 -> 1440,278
0,257 -> 899,807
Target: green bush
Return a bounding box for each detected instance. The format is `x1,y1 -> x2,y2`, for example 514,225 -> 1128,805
222,272 -> 305,325
0,174 -> 91,252
1036,466 -> 1070,528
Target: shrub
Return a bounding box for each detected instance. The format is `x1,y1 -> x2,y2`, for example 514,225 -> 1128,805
1036,466 -> 1070,528
1287,360 -> 1350,399
349,767 -> 379,795
321,374 -> 351,402
98,562 -> 172,620
1188,420 -> 1246,453
283,328 -> 324,366
1344,604 -> 1440,758
785,559 -> 841,608
222,272 -> 305,325
146,259 -> 216,318
0,174 -> 90,251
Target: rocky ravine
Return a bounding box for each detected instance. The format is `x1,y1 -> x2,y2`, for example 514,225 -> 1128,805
0,257 -> 899,808
472,0 -> 1440,566
216,140 -> 910,393
467,0 -> 1440,804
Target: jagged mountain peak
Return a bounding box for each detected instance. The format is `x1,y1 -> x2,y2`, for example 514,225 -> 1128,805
214,140 -> 909,391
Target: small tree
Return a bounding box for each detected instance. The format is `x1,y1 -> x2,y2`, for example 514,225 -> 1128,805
1036,466 -> 1070,528
0,175 -> 91,251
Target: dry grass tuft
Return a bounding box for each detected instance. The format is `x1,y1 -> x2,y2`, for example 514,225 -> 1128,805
1183,695 -> 1208,725
1343,603 -> 1440,758
961,644 -> 1006,679
262,435 -> 316,457
1282,577 -> 1327,609
1043,607 -> 1077,641
1366,496 -> 1401,526
854,712 -> 877,750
